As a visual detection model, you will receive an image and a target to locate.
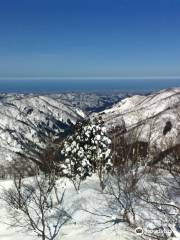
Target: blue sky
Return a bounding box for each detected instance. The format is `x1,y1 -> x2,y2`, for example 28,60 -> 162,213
0,0 -> 180,79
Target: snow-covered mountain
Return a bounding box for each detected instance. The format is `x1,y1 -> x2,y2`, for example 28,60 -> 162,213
0,91 -> 127,165
0,88 -> 179,165
0,94 -> 85,164
97,88 -> 180,151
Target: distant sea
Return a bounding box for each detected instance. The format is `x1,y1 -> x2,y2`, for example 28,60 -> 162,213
0,79 -> 180,93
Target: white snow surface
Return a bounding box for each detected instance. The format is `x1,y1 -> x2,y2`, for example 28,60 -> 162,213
0,176 -> 140,240
96,88 -> 180,151
0,173 -> 179,240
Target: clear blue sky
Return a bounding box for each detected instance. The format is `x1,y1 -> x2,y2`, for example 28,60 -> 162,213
0,0 -> 180,79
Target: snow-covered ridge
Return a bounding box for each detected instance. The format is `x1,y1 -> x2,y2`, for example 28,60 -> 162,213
0,88 -> 179,164
0,91 -> 126,165
0,94 -> 84,164
97,88 -> 180,151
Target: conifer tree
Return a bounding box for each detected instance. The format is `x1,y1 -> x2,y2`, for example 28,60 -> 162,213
58,117 -> 112,189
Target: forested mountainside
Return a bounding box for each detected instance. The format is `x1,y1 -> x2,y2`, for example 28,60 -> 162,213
0,88 -> 179,164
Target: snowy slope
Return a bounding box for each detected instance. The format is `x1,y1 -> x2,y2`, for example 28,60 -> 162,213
0,175 -> 179,240
0,177 -> 141,240
97,88 -> 180,151
0,91 -> 127,165
0,94 -> 84,164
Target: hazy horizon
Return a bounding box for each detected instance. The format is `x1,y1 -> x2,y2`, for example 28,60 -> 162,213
0,78 -> 179,93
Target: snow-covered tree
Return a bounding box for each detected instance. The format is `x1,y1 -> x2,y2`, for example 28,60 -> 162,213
58,117 -> 112,189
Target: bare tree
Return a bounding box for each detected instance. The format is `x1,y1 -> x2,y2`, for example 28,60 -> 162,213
2,167 -> 71,240
101,122 -> 180,239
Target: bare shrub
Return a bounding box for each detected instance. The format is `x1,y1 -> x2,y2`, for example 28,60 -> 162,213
2,167 -> 71,240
